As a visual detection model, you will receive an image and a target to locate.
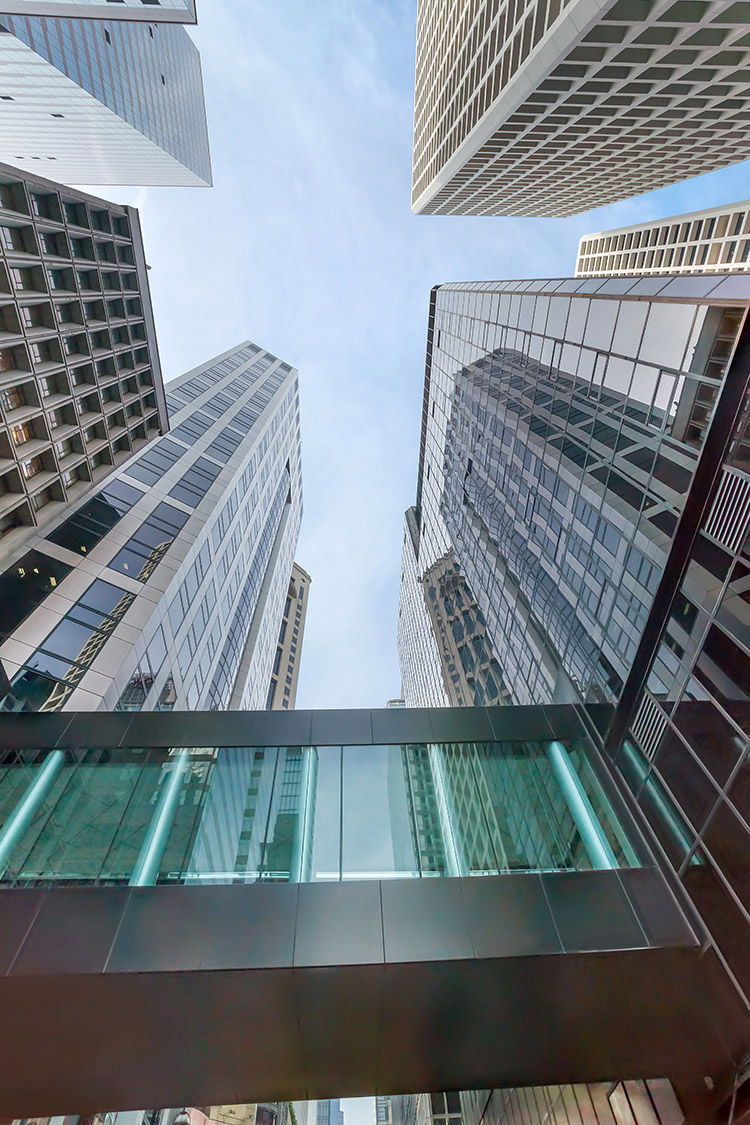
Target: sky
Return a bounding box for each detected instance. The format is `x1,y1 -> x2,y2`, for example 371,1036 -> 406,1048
86,0 -> 750,712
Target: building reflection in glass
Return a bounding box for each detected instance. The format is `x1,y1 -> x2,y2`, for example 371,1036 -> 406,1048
0,737 -> 641,886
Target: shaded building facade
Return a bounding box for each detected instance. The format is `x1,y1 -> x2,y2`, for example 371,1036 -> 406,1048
399,273 -> 750,1118
0,11 -> 211,185
267,561 -> 310,710
0,161 -> 166,556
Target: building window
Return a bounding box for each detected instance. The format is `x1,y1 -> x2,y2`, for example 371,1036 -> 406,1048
108,501 -> 189,583
11,421 -> 33,446
20,455 -> 43,479
168,457 -> 221,508
48,478 -> 143,555
0,549 -> 72,643
6,578 -> 134,712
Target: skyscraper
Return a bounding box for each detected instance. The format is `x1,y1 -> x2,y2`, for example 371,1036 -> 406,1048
399,271 -> 750,1122
0,339 -> 302,712
0,161 -> 167,555
0,1 -> 197,21
576,199 -> 750,278
266,560 -> 310,709
411,0 -> 750,217
0,11 -> 211,185
316,1102 -> 344,1125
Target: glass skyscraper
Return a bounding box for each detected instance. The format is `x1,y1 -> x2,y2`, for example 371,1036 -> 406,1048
399,271 -> 750,1124
0,340 -> 302,713
0,1 -> 197,20
0,10 -> 211,185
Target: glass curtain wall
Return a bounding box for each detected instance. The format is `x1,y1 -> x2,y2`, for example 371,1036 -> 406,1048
0,738 -> 642,887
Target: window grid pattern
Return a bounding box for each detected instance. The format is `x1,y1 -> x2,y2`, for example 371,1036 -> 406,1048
0,13 -> 210,185
0,166 -> 165,547
577,201 -> 750,277
0,340 -> 302,716
414,0 -> 750,217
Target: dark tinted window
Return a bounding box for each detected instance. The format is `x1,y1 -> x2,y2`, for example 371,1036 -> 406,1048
0,550 -> 72,642
168,457 -> 221,507
47,479 -> 143,555
170,412 -> 213,444
126,438 -> 185,486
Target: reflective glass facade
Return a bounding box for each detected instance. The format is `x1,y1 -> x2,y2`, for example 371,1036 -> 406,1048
0,341 -> 302,712
0,1 -> 196,20
0,12 -> 210,185
399,272 -> 750,1118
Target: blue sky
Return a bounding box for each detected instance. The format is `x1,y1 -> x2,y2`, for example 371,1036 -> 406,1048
92,0 -> 750,711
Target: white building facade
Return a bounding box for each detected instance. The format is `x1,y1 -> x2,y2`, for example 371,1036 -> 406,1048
412,0 -> 750,217
0,340 -> 302,712
576,199 -> 750,277
0,12 -> 211,185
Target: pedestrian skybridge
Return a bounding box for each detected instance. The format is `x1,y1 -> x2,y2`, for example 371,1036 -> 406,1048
0,705 -> 733,1115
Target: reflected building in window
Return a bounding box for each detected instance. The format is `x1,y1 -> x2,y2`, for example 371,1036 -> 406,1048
398,272 -> 750,1125
0,339 -> 302,712
316,1103 -> 343,1125
412,0 -> 750,217
0,161 -> 167,555
0,7 -> 210,185
577,199 -> 750,278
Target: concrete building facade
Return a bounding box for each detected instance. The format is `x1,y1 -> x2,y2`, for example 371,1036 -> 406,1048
0,161 -> 167,558
266,560 -> 310,710
0,11 -> 211,185
0,339 -> 302,712
577,199 -> 750,277
412,0 -> 750,217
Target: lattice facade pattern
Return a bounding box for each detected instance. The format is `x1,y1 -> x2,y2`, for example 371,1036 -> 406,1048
577,200 -> 750,276
0,163 -> 166,555
412,0 -> 750,217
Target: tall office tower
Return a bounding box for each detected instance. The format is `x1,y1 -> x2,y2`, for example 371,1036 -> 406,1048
266,560 -> 310,710
399,272 -> 750,1122
376,1097 -> 392,1125
577,199 -> 750,278
0,1 -> 196,20
316,1102 -> 344,1125
411,0 -> 750,217
0,162 -> 166,557
0,339 -> 302,712
391,1094 -> 461,1125
0,11 -> 211,185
